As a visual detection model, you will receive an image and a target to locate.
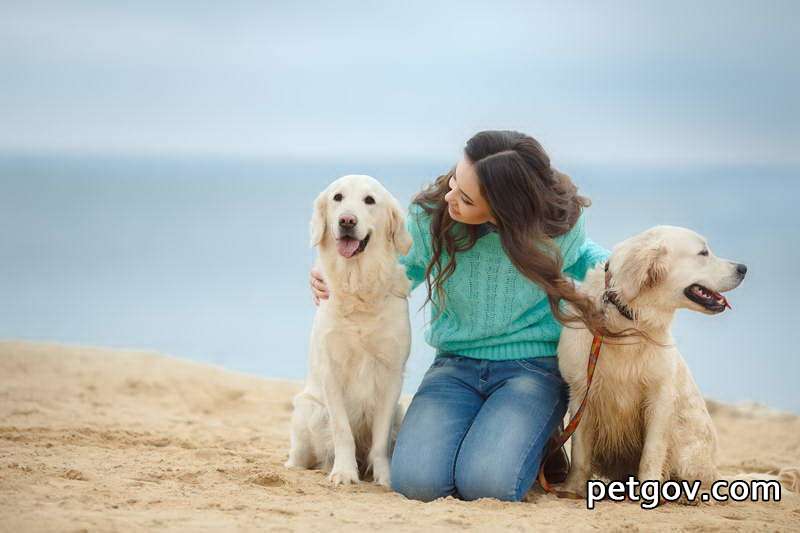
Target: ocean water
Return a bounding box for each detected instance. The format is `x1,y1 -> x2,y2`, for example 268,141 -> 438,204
1,153 -> 798,413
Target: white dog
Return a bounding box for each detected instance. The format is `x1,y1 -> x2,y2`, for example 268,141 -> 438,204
558,226 -> 750,494
286,174 -> 412,487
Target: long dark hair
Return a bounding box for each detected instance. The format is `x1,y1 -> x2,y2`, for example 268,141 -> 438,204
414,130 -> 631,339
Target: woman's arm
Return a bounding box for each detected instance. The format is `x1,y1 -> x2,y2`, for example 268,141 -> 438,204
563,237 -> 611,282
398,204 -> 429,292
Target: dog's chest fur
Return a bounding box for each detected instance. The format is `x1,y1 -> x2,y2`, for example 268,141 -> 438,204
313,297 -> 409,458
312,258 -> 410,430
585,345 -> 670,476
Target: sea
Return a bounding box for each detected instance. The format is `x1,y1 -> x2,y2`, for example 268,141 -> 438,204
1,153 -> 798,413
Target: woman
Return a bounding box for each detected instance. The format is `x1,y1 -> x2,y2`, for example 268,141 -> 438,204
310,130 -> 611,502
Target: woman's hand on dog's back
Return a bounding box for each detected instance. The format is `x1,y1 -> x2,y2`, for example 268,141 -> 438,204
310,267 -> 329,306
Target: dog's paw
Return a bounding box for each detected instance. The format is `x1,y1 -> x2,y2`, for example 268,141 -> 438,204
371,459 -> 391,487
561,473 -> 588,498
559,481 -> 586,498
285,453 -> 313,470
329,468 -> 359,486
285,459 -> 308,470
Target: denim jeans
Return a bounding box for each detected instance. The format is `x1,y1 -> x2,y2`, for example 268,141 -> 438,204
390,353 -> 568,502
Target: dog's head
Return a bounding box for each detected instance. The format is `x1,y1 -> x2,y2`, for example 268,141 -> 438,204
608,225 -> 747,315
310,174 -> 412,259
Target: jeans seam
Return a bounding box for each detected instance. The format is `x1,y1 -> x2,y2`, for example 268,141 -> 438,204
510,396 -> 560,500
448,413 -> 480,497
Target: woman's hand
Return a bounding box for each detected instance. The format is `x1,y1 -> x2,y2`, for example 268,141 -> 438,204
310,266 -> 329,306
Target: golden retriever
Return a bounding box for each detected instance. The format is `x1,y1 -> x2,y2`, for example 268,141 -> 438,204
285,174 -> 412,486
556,225 -> 795,495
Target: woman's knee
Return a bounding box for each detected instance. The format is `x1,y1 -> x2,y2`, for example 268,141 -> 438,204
390,458 -> 453,502
389,410 -> 459,502
454,459 -> 528,502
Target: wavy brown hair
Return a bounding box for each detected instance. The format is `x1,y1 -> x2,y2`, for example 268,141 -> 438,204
414,130 -> 634,339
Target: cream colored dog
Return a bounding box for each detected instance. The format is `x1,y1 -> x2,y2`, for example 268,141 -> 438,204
558,226 -> 749,494
285,175 -> 412,487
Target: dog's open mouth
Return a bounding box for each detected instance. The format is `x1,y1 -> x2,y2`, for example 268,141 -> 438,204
684,283 -> 732,313
336,233 -> 370,259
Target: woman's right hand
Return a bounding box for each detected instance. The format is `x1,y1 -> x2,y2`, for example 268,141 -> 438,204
310,266 -> 329,306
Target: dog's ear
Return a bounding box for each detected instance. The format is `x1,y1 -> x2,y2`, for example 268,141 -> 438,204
387,198 -> 412,255
309,191 -> 327,248
614,240 -> 669,302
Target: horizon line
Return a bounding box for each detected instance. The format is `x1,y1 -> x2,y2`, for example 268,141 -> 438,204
1,146 -> 799,172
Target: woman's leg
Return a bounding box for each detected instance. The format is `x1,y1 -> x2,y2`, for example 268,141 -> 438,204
390,355 -> 484,502
454,357 -> 568,502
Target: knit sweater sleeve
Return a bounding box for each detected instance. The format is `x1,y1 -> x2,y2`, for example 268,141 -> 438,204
398,204 -> 430,291
564,237 -> 612,282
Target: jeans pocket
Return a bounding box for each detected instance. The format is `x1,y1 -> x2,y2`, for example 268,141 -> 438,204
430,353 -> 455,369
431,352 -> 467,369
514,357 -> 564,386
430,357 -> 448,369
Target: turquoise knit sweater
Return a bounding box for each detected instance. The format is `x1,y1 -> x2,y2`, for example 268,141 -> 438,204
400,204 -> 611,360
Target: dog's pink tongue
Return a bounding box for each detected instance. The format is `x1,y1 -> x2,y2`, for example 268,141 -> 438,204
337,238 -> 360,258
722,295 -> 732,310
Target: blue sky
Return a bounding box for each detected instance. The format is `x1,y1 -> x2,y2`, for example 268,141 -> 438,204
1,1 -> 798,165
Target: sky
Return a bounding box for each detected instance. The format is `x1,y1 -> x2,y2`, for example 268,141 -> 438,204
1,1 -> 798,165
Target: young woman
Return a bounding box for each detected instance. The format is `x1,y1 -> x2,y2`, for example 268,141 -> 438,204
310,130 -> 611,502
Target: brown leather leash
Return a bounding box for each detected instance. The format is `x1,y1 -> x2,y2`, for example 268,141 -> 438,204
537,261 -> 629,497
537,333 -> 604,498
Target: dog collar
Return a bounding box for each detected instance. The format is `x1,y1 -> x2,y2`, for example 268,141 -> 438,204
603,261 -> 636,321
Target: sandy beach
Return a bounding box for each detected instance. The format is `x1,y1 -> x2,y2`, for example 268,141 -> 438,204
1,340 -> 798,532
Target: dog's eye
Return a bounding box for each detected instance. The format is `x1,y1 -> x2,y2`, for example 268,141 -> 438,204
364,196 -> 375,205
698,249 -> 709,256
333,193 -> 343,202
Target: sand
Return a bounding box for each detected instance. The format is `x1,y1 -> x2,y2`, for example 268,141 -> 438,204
1,340 -> 799,532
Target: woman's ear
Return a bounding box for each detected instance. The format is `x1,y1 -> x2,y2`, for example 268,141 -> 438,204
387,198 -> 412,255
612,238 -> 669,302
309,191 -> 327,247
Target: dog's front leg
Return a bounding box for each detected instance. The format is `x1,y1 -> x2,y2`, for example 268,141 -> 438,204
322,371 -> 359,485
368,368 -> 403,487
563,406 -> 594,496
638,383 -> 675,483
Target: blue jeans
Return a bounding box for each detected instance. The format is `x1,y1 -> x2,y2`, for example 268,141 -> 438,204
390,353 -> 568,502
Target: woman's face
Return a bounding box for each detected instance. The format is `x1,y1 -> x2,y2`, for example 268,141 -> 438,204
444,157 -> 497,225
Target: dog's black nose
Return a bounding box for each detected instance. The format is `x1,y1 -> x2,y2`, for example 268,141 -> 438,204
338,214 -> 357,228
736,263 -> 747,276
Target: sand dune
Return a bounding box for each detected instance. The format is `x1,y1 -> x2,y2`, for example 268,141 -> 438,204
1,340 -> 798,532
